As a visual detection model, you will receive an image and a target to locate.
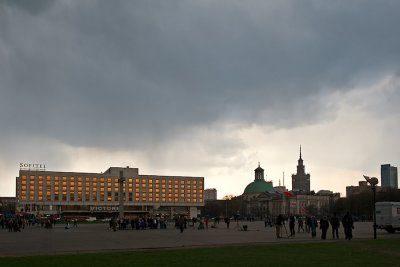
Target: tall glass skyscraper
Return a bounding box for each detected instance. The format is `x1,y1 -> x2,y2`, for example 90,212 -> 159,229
381,164 -> 398,188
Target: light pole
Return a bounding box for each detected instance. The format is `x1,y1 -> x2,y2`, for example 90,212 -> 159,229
363,175 -> 379,239
224,195 -> 232,218
118,171 -> 125,219
225,199 -> 228,218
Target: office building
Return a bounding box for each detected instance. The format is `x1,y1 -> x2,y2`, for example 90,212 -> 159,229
381,164 -> 398,188
204,188 -> 217,200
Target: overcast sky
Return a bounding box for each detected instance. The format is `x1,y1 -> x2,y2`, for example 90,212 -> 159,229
1,0 -> 399,198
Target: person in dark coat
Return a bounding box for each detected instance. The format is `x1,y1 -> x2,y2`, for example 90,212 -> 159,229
289,215 -> 295,237
330,213 -> 340,239
310,216 -> 318,238
224,217 -> 230,229
319,216 -> 329,240
178,216 -> 185,233
342,212 -> 354,240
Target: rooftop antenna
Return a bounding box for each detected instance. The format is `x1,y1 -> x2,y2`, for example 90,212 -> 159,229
283,171 -> 285,187
300,145 -> 302,159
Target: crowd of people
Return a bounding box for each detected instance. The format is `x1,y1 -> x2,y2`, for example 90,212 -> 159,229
0,214 -> 56,232
107,216 -> 169,231
272,212 -> 354,240
2,212 -> 356,242
102,215 -> 242,233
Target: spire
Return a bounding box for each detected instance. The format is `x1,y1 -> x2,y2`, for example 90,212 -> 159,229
300,145 -> 302,159
296,145 -> 305,175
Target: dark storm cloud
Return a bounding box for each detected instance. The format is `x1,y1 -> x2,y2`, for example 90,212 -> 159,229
1,0 -> 54,15
1,0 -> 400,149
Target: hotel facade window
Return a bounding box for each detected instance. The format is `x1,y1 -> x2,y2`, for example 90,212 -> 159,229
16,166 -> 204,218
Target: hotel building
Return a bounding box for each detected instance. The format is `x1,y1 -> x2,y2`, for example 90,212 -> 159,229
16,166 -> 204,218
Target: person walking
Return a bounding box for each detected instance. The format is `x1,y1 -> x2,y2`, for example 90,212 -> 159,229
289,215 -> 295,237
305,216 -> 311,233
330,212 -> 340,239
297,216 -> 304,233
310,216 -> 318,238
275,214 -> 283,238
224,217 -> 230,229
264,216 -> 271,228
65,219 -> 70,230
178,216 -> 185,233
319,216 -> 329,240
342,212 -> 354,240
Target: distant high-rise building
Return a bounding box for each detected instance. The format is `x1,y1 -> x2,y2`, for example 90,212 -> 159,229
204,188 -> 217,200
292,146 -> 310,192
381,164 -> 398,188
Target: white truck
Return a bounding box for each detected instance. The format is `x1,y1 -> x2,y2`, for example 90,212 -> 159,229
375,202 -> 400,233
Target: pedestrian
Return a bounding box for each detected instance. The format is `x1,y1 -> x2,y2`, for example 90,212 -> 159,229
289,215 -> 295,237
319,216 -> 329,240
310,216 -> 318,238
342,212 -> 354,240
275,214 -> 283,238
224,217 -> 230,229
178,216 -> 185,233
330,212 -> 340,239
297,216 -> 304,233
305,216 -> 311,233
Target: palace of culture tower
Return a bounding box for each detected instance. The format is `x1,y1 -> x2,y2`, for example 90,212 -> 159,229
291,146 -> 310,192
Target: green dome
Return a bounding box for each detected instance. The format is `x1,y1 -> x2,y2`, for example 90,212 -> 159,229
244,179 -> 274,194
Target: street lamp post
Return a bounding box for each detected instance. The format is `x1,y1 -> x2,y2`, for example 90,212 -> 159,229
224,195 -> 232,218
225,199 -> 228,218
363,175 -> 379,239
118,171 -> 125,219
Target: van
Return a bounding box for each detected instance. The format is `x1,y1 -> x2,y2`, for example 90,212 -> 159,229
375,202 -> 400,233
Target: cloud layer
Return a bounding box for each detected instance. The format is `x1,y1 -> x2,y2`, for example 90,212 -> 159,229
1,1 -> 400,197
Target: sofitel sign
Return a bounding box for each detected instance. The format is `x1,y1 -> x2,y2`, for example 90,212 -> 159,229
20,163 -> 47,171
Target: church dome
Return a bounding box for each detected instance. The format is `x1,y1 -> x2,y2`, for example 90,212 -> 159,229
243,163 -> 274,194
244,179 -> 274,194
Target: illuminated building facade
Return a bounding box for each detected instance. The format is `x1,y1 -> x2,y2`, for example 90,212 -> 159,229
16,166 -> 204,218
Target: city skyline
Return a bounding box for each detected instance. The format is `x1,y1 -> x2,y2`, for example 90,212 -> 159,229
1,1 -> 400,198
6,148 -> 397,199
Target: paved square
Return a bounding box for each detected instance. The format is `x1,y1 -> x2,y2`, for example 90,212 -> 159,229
0,221 -> 398,256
